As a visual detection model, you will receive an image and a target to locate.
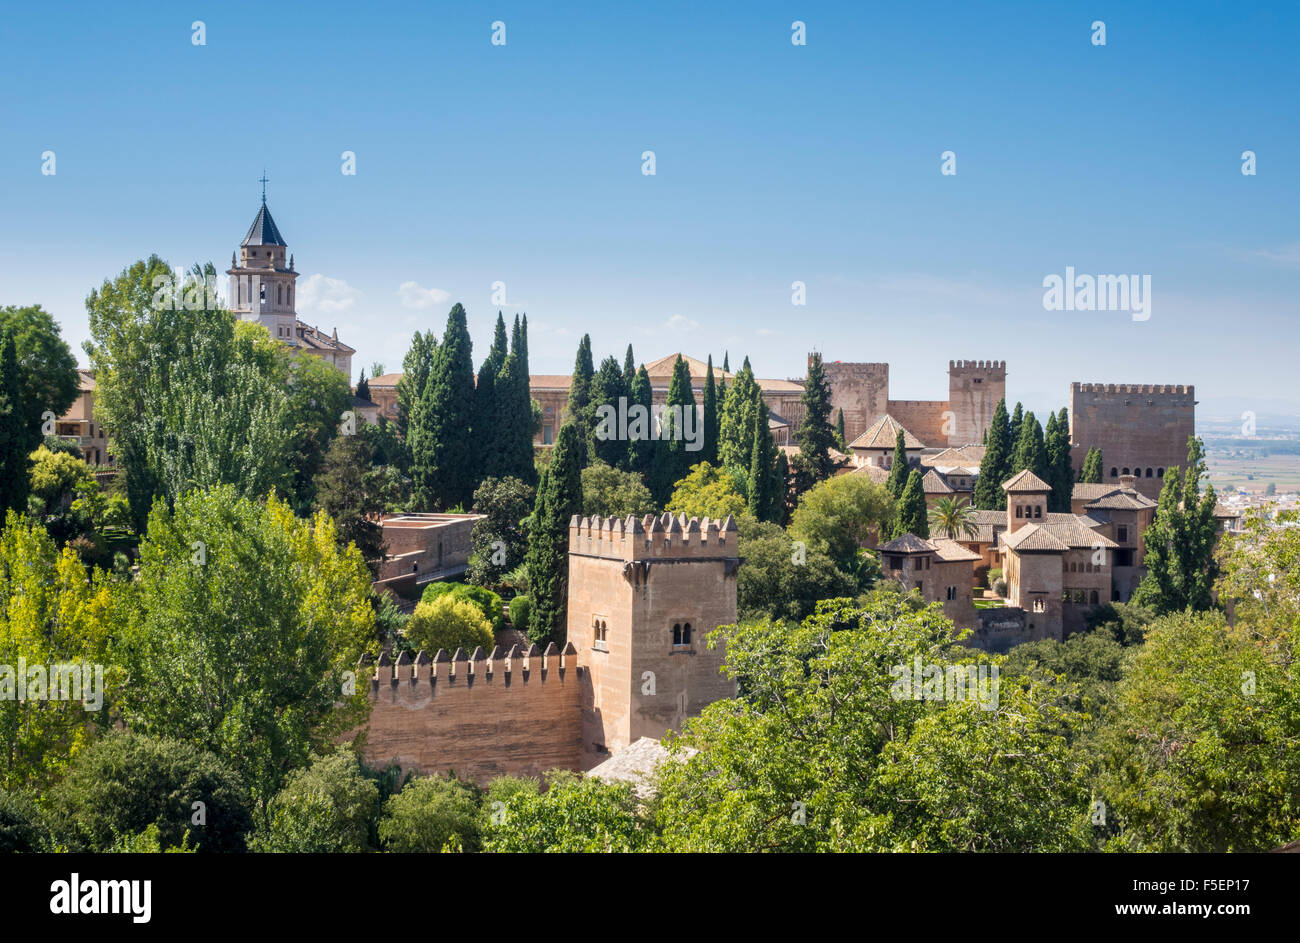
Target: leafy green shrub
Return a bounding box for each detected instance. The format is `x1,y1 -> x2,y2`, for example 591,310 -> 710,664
508,595 -> 531,634
406,595 -> 495,655
0,790 -> 51,852
378,775 -> 482,852
48,732 -> 253,853
247,749 -> 380,853
420,582 -> 504,632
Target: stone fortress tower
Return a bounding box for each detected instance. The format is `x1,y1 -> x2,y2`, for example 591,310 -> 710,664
1068,383 -> 1196,500
821,356 -> 1005,447
566,512 -> 739,768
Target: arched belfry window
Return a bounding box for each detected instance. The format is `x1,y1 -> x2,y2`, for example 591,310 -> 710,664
672,623 -> 682,645
672,622 -> 693,647
1110,467 -> 1118,478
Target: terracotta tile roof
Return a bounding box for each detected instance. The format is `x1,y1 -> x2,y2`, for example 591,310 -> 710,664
930,538 -> 982,562
1002,469 -> 1052,493
369,372 -> 405,388
1003,523 -> 1070,552
849,415 -> 924,450
921,469 -> 954,494
296,320 -> 355,354
641,353 -> 735,383
879,533 -> 935,554
1086,492 -> 1156,511
1071,482 -> 1116,501
528,374 -> 573,390
969,509 -> 1006,543
923,446 -> 985,466
850,463 -> 891,483
77,369 -> 96,392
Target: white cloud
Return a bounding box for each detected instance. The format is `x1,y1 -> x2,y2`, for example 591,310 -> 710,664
297,274 -> 361,314
1247,243 -> 1300,267
397,280 -> 452,309
665,314 -> 698,332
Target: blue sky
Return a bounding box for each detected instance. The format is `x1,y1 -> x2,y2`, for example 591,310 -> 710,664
2,1 -> 1297,421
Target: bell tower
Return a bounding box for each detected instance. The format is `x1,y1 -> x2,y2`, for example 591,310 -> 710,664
227,177 -> 299,345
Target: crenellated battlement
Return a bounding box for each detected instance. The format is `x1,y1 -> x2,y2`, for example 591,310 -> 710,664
366,641 -> 579,692
568,512 -> 738,561
1072,382 -> 1194,396
949,359 -> 1007,371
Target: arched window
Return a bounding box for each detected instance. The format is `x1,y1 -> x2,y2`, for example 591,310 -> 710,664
1090,590 -> 1099,605
1122,467 -> 1130,476
1110,467 -> 1118,478
672,623 -> 682,645
1145,467 -> 1153,477
1157,467 -> 1164,477
277,284 -> 283,304
682,622 -> 692,645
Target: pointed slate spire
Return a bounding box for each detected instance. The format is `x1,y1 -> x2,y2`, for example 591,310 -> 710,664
241,201 -> 287,246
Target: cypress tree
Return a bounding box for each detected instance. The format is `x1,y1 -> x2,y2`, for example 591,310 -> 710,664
772,449 -> 791,525
411,304 -> 476,510
627,365 -> 654,485
589,355 -> 629,468
1045,407 -> 1074,511
495,351 -> 535,485
1012,411 -> 1047,483
885,428 -> 909,500
566,335 -> 595,464
526,422 -> 583,646
651,355 -> 696,505
795,352 -> 837,483
1080,446 -> 1103,483
747,398 -> 778,522
702,355 -> 719,466
973,398 -> 1011,510
0,329 -> 29,515
474,314 -> 507,478
354,368 -> 370,403
1008,402 -> 1023,453
623,344 -> 636,382
835,408 -> 847,451
894,469 -> 929,539
722,352 -> 730,374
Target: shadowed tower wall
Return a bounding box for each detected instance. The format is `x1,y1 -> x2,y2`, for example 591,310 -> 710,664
1069,383 -> 1196,500
947,360 -> 1007,447
822,360 -> 889,444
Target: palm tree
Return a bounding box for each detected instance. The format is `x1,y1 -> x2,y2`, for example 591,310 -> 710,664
927,496 -> 979,540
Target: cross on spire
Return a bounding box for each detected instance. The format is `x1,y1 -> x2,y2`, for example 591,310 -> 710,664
259,170 -> 269,203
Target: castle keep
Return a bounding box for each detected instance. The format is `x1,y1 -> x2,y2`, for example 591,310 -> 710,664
1069,383 -> 1195,499
361,513 -> 739,782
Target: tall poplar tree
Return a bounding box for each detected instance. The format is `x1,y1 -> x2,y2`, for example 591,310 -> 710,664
718,358 -> 759,471
411,303 -> 476,510
1133,437 -> 1219,614
396,330 -> 437,440
973,398 -> 1011,510
702,355 -> 719,466
526,422 -> 583,646
623,345 -> 636,382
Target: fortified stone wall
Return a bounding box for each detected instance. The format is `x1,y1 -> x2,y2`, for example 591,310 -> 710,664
886,399 -> 950,446
362,645 -> 583,784
1069,383 -> 1195,500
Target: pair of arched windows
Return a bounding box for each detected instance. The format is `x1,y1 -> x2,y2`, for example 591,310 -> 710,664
672,622 -> 692,646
